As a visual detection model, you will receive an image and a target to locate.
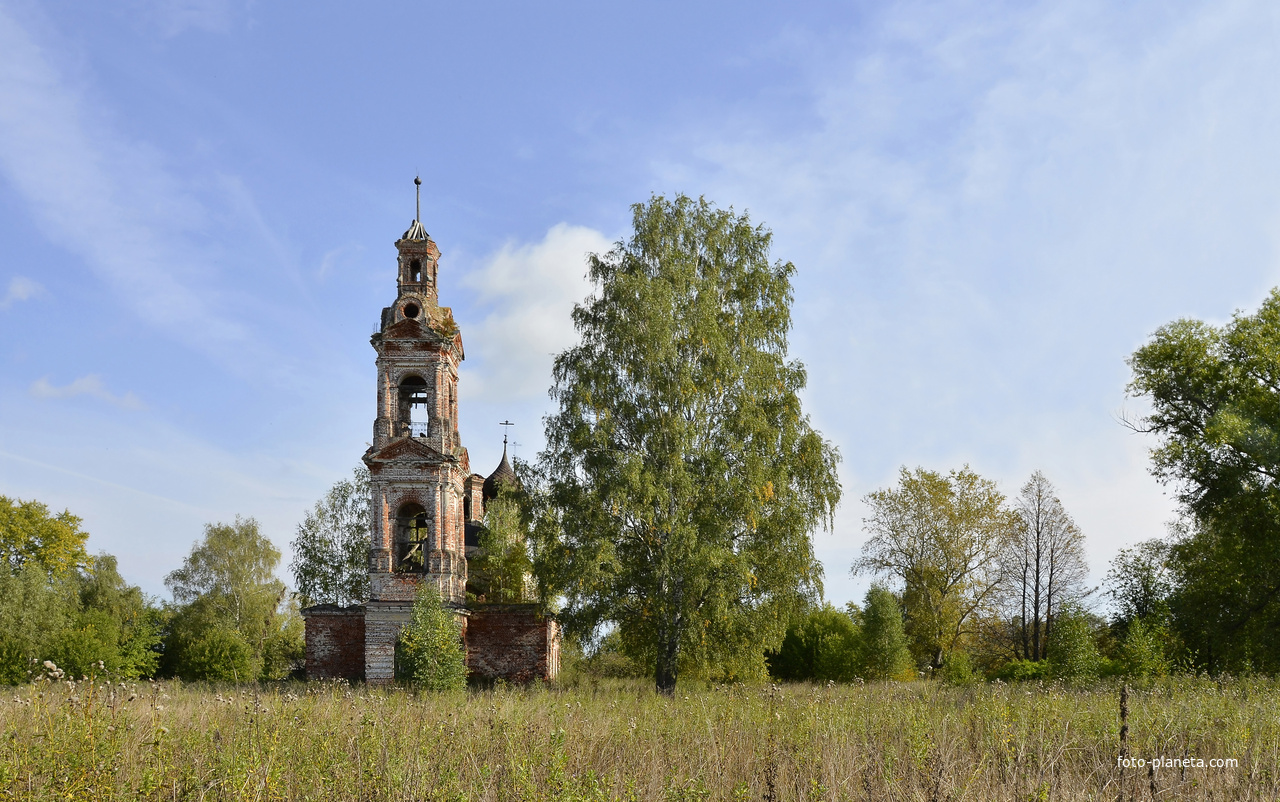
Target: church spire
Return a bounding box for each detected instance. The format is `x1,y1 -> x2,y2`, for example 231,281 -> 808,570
402,175 -> 429,241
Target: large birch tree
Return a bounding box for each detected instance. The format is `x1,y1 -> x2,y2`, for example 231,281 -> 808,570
536,194 -> 841,694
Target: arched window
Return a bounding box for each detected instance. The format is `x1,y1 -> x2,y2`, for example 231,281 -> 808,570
409,258 -> 422,283
463,495 -> 472,522
397,375 -> 429,437
394,502 -> 429,572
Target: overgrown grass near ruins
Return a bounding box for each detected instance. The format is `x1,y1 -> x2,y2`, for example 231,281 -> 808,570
3,674 -> 1278,801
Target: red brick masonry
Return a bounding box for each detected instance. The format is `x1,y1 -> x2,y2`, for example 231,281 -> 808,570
302,605 -> 366,681
466,604 -> 560,684
302,602 -> 559,684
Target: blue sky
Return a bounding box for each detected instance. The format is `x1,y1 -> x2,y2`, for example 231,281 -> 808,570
3,0 -> 1280,605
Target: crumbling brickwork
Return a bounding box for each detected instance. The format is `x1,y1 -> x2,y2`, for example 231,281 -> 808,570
466,604 -> 561,683
302,605 -> 366,681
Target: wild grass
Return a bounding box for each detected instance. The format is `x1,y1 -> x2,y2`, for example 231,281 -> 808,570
2,670 -> 1278,801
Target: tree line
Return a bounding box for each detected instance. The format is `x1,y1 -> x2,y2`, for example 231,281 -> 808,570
0,498 -> 302,683
5,194 -> 1280,690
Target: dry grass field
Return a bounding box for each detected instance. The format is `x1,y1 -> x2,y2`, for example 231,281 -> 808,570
2,671 -> 1277,801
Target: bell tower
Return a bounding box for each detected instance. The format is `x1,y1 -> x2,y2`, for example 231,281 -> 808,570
361,177 -> 470,684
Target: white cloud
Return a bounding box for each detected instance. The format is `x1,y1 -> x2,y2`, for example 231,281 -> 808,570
459,223 -> 613,402
30,374 -> 144,410
0,275 -> 41,309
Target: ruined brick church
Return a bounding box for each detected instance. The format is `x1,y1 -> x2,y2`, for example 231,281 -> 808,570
302,181 -> 560,684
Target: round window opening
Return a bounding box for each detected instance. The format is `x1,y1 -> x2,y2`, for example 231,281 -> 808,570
403,303 -> 420,319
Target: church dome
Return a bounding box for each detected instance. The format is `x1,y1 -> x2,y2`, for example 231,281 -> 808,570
482,445 -> 519,501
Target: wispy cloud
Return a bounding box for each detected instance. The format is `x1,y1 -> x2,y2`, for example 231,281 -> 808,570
0,6 -> 263,363
135,0 -> 236,37
0,275 -> 41,309
30,375 -> 144,410
460,223 -> 613,402
640,0 -> 1280,592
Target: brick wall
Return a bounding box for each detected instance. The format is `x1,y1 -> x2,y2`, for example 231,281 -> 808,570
301,605 -> 366,681
466,604 -> 560,683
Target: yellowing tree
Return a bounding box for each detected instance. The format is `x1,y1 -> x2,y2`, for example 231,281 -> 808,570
0,496 -> 89,576
856,466 -> 1016,670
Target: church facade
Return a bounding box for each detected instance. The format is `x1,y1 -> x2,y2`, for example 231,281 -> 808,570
301,191 -> 560,684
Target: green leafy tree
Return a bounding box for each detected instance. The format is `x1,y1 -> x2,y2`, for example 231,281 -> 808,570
858,584 -> 914,681
0,496 -> 89,575
470,484 -> 533,604
52,555 -> 162,679
856,466 -> 1017,670
396,583 -> 468,691
0,496 -> 160,683
536,195 -> 842,693
290,468 -> 370,607
1105,539 -> 1173,632
1046,603 -> 1102,683
768,604 -> 861,683
163,517 -> 302,681
0,564 -> 75,683
1117,618 -> 1170,679
1127,289 -> 1280,671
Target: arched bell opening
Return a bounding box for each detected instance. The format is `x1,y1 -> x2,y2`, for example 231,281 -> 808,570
394,502 -> 430,573
397,374 -> 430,437
409,258 -> 422,283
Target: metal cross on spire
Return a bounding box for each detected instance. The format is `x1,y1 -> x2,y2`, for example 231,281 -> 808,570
414,175 -> 421,222
499,420 -> 515,447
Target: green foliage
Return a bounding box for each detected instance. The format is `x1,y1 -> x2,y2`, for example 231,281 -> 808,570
1117,618 -> 1171,679
163,517 -> 301,681
177,626 -> 255,682
1127,289 -> 1280,672
52,556 -> 162,680
396,583 -> 468,691
857,466 -> 1017,670
290,468 -> 371,607
0,495 -> 89,575
0,553 -> 160,684
938,650 -> 977,685
859,584 -> 914,681
991,659 -> 1050,682
1106,538 -> 1173,630
0,564 -> 75,683
470,485 -> 533,604
768,604 -> 861,683
1046,605 -> 1101,683
535,194 -> 841,693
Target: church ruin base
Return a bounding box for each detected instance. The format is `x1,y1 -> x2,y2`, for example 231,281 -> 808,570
302,602 -> 558,685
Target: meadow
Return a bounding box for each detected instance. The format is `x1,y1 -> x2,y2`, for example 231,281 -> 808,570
2,671 -> 1277,801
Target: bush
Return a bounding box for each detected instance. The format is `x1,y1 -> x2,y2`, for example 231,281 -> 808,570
1047,605 -> 1102,683
396,583 -> 468,691
176,627 -> 256,682
992,659 -> 1050,682
938,650 -> 977,685
1118,618 -> 1170,678
769,604 -> 861,683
